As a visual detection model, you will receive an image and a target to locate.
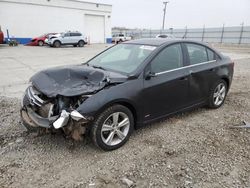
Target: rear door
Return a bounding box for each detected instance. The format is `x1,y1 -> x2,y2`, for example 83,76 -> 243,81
70,32 -> 80,44
142,43 -> 190,121
184,43 -> 220,105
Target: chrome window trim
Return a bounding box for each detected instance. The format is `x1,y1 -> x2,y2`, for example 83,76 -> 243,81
155,60 -> 216,76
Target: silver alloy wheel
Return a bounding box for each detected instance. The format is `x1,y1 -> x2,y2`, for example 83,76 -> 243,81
101,112 -> 130,146
213,83 -> 226,106
54,41 -> 60,48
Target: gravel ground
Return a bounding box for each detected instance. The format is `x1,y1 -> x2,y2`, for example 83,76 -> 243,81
1,57 -> 250,188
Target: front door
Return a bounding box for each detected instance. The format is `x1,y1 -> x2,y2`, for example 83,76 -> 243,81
62,33 -> 71,44
141,43 -> 190,121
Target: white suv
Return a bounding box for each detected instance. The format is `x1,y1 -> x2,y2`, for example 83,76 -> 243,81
48,31 -> 86,48
112,34 -> 132,43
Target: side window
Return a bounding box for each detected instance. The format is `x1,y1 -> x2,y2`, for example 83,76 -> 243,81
186,43 -> 208,65
151,44 -> 183,73
70,33 -> 81,37
207,48 -> 217,61
119,34 -> 124,37
64,33 -> 70,37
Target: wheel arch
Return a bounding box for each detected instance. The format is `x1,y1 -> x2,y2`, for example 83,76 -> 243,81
220,76 -> 230,89
114,101 -> 137,126
53,40 -> 61,45
95,99 -> 138,128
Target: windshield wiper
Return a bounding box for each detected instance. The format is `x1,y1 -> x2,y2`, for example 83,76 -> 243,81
92,65 -> 106,70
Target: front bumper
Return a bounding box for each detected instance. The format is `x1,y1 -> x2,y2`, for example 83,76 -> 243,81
21,87 -> 90,130
21,107 -> 58,128
47,40 -> 53,45
20,90 -> 58,128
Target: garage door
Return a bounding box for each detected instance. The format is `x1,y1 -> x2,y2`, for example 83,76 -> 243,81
85,14 -> 105,44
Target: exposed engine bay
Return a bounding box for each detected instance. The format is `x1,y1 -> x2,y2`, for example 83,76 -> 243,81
20,65 -> 127,140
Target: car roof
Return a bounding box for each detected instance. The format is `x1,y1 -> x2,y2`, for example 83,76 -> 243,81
124,38 -> 210,47
124,38 -> 223,58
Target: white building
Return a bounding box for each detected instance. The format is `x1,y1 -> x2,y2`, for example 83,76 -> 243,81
0,0 -> 112,44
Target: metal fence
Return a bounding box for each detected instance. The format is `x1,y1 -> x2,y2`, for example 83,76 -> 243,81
112,25 -> 250,45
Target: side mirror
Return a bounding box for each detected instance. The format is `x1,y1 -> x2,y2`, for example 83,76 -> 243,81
145,71 -> 156,80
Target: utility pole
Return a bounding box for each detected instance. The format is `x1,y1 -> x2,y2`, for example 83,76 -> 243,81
162,1 -> 169,30
239,22 -> 244,45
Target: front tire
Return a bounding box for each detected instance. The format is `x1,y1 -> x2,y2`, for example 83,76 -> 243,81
53,41 -> 61,48
90,105 -> 134,151
38,40 -> 44,46
208,79 -> 228,109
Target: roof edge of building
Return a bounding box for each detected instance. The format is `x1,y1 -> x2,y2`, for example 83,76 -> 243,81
0,0 -> 112,13
64,0 -> 112,7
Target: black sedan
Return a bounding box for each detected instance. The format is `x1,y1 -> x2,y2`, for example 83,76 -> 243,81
21,39 -> 234,150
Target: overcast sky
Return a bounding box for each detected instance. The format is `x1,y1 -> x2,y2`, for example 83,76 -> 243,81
85,0 -> 250,29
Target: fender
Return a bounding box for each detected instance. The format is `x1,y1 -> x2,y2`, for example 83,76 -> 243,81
76,78 -> 144,123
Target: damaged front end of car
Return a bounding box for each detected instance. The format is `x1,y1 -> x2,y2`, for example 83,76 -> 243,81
20,65 -> 123,141
21,86 -> 93,140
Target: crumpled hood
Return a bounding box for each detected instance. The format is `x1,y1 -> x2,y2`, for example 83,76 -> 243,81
49,33 -> 61,39
30,65 -> 128,97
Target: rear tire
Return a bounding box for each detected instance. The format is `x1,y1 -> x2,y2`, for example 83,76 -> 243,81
90,105 -> 134,151
208,79 -> 228,109
78,40 -> 84,47
116,39 -> 123,44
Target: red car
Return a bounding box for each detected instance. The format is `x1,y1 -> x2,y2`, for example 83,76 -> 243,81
27,33 -> 57,46
0,26 -> 4,44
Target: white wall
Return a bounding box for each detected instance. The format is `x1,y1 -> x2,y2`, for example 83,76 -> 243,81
0,0 -> 112,43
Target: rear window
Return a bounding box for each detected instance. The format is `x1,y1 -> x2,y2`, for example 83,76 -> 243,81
186,43 -> 208,65
206,48 -> 219,61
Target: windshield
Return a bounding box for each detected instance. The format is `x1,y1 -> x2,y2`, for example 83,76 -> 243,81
87,44 -> 156,74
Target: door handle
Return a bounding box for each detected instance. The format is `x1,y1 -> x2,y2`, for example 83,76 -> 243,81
180,76 -> 188,81
189,70 -> 193,75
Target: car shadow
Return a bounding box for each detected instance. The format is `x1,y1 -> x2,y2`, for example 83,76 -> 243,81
21,106 -> 208,154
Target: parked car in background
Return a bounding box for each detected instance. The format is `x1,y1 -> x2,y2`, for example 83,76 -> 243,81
156,34 -> 175,39
112,33 -> 132,43
21,39 -> 234,151
47,31 -> 86,48
27,33 -> 57,46
44,33 -> 60,45
0,26 -> 4,44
